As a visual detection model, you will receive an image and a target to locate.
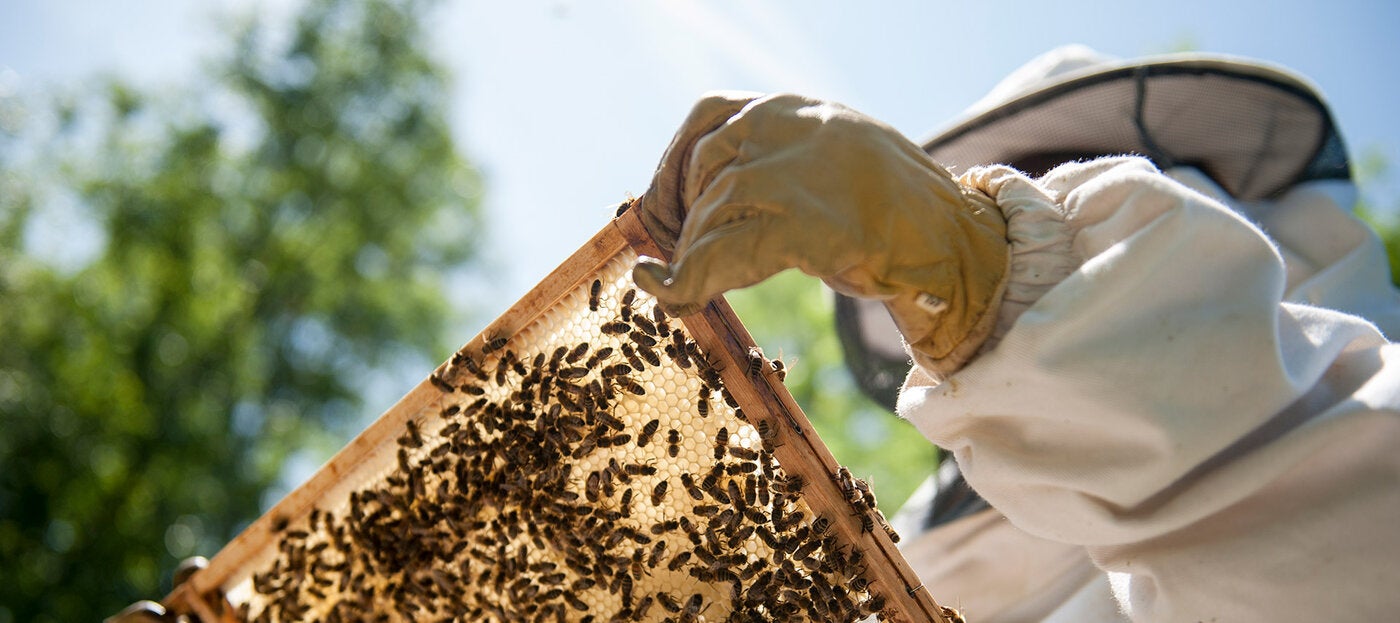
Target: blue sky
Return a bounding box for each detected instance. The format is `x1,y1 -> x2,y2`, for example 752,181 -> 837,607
4,0 -> 1399,315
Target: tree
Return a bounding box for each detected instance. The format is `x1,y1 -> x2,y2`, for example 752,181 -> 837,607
0,0 -> 483,620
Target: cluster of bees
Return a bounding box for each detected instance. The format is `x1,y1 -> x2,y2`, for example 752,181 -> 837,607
239,256 -> 898,622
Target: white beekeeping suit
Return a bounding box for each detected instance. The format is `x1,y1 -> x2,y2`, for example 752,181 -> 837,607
886,46 -> 1400,622
630,46 -> 1400,623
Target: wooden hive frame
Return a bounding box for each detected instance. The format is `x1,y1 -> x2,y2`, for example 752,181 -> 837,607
164,203 -> 954,623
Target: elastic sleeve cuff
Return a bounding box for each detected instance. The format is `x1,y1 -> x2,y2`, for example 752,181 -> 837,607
958,165 -> 1080,355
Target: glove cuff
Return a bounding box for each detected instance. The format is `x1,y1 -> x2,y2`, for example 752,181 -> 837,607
887,186 -> 1011,382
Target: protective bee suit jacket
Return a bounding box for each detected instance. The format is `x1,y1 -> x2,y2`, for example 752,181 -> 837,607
894,156 -> 1400,622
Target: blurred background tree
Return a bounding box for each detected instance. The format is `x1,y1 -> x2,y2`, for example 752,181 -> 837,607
0,0 -> 483,619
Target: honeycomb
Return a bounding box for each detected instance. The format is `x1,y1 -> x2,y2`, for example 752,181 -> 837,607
175,214 -> 946,623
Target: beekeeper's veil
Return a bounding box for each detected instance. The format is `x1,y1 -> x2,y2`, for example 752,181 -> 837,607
839,44 -> 1351,413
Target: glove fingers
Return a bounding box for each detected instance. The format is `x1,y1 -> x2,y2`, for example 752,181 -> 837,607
633,213 -> 790,316
638,91 -> 763,251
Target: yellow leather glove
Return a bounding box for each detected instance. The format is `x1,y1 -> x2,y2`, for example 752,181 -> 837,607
634,92 -> 1010,379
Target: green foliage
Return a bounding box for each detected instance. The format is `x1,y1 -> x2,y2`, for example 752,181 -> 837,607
727,270 -> 939,514
0,0 -> 482,620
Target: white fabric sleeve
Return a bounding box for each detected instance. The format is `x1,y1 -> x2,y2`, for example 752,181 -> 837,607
899,156 -> 1400,622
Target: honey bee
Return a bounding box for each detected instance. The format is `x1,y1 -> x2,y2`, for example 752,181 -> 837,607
595,409 -> 624,430
647,540 -> 667,568
746,346 -> 765,377
713,427 -> 730,460
883,522 -> 902,543
638,345 -> 661,367
615,378 -> 646,396
565,342 -> 590,364
757,420 -> 779,449
635,593 -> 655,616
637,419 -> 660,447
667,429 -> 680,458
585,471 -> 602,502
622,344 -> 645,371
729,446 -> 758,461
585,346 -> 614,369
696,394 -> 710,418
558,366 -> 589,379
656,591 -> 682,612
628,331 -> 657,348
588,279 -> 602,311
619,488 -> 634,517
666,551 -> 692,572
398,419 -> 423,448
429,373 -> 455,393
483,333 -> 508,354
633,314 -> 657,337
650,480 -> 669,505
601,321 -> 631,335
619,287 -> 636,316
563,592 -> 590,612
679,473 -> 704,500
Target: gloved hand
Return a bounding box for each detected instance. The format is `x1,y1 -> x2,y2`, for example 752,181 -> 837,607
634,92 -> 1010,378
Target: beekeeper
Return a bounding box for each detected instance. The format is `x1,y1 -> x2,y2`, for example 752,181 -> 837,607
633,45 -> 1400,622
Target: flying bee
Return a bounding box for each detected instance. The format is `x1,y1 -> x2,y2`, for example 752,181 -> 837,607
588,279 -> 602,311
565,342 -> 590,364
713,427 -> 729,460
769,358 -> 787,381
667,429 -> 680,458
650,480 -> 669,505
637,419 -> 660,447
